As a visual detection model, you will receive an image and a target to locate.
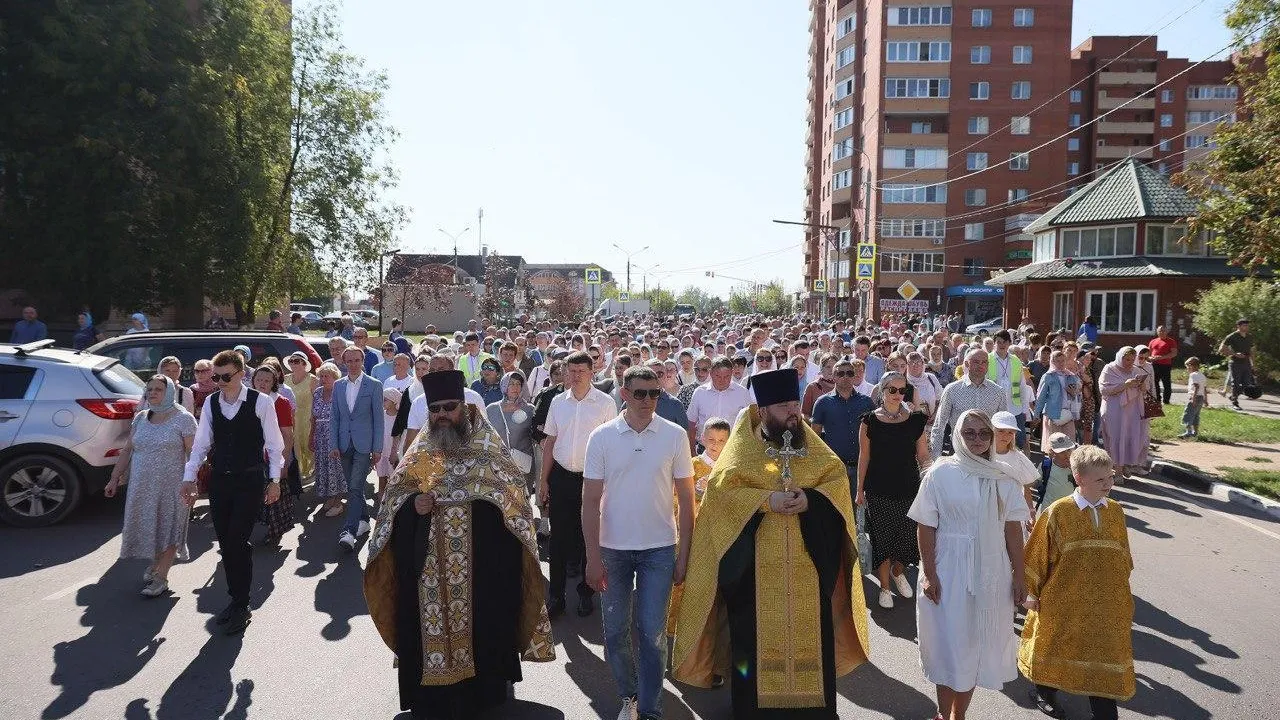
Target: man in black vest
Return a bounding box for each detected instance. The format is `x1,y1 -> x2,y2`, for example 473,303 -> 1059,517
182,349 -> 286,635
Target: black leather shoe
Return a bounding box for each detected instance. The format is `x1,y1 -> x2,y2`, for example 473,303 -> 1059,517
214,603 -> 240,625
223,607 -> 252,636
547,597 -> 566,619
576,594 -> 593,617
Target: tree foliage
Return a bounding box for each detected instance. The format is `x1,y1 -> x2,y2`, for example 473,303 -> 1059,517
547,282 -> 585,323
475,255 -> 517,324
676,286 -> 724,314
727,280 -> 793,316
1186,278 -> 1280,376
384,263 -> 461,322
1180,0 -> 1280,267
641,288 -> 676,315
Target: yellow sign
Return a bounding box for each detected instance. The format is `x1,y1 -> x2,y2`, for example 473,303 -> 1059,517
812,279 -> 828,292
897,280 -> 919,301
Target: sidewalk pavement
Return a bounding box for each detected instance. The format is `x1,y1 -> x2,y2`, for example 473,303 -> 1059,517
1166,380 -> 1279,419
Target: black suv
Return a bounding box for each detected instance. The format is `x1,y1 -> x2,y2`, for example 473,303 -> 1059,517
87,331 -> 324,383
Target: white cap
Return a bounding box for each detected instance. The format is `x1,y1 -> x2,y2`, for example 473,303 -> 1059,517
991,411 -> 1020,431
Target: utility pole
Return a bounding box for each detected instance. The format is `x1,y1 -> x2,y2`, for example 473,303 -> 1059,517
477,208 -> 484,257
377,248 -> 401,332
611,243 -> 650,296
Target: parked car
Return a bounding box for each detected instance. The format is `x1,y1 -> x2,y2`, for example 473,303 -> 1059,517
306,337 -> 334,363
87,331 -> 324,384
965,316 -> 1005,334
298,311 -> 326,330
0,340 -> 145,527
321,311 -> 370,329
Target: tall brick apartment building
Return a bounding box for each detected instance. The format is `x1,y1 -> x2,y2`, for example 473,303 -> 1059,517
801,3 -> 1254,324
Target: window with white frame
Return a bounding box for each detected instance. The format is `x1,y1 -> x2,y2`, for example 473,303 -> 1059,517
1009,188 -> 1029,201
972,8 -> 992,27
835,78 -> 855,100
1059,225 -> 1137,257
879,252 -> 945,273
885,78 -> 951,98
1013,45 -> 1033,64
1033,230 -> 1056,262
1187,110 -> 1236,124
971,46 -> 991,64
1161,89 -> 1174,103
1068,113 -> 1081,127
836,46 -> 856,69
1012,81 -> 1031,99
1087,290 -> 1156,334
1068,138 -> 1080,151
835,108 -> 854,129
1158,139 -> 1170,151
1052,292 -> 1074,332
833,138 -> 854,161
880,219 -> 946,237
833,169 -> 854,189
1185,135 -> 1217,149
827,259 -> 850,278
1145,224 -> 1218,256
965,188 -> 987,206
888,6 -> 953,25
970,81 -> 990,100
1160,114 -> 1173,127
1068,162 -> 1080,175
887,41 -> 951,62
1187,85 -> 1238,100
1009,152 -> 1030,170
1013,8 -> 1035,26
838,229 -> 852,248
911,122 -> 933,134
965,222 -> 985,240
967,152 -> 988,170
1011,116 -> 1031,135
883,184 -> 947,203
968,116 -> 989,134
962,258 -> 987,276
837,14 -> 856,38
1070,89 -> 1083,103
883,147 -> 948,169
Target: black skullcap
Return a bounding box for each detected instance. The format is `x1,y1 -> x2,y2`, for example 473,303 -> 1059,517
751,368 -> 800,407
421,370 -> 465,403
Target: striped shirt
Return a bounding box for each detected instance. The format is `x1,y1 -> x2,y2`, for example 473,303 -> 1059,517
930,378 -> 1010,458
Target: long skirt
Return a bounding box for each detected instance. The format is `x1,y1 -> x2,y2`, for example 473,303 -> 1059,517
866,494 -> 920,569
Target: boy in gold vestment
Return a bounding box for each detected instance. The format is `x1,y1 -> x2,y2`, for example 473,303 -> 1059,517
1019,445 -> 1134,720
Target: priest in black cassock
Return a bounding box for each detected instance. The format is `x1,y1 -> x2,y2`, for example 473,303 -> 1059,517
672,368 -> 870,718
363,370 -> 554,720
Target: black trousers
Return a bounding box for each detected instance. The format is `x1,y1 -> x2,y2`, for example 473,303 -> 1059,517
1229,358 -> 1253,402
1153,363 -> 1173,404
1035,684 -> 1118,720
209,468 -> 266,608
547,462 -> 592,602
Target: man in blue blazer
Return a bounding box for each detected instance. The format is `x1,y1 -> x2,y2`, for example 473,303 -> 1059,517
331,346 -> 385,551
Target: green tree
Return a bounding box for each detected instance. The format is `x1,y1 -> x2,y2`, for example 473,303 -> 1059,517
756,281 -> 795,317
1181,0 -> 1280,267
475,255 -> 516,324
641,288 -> 676,314
676,286 -> 724,314
1186,278 -> 1280,377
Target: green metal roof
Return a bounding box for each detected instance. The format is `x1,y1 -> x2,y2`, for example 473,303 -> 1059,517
985,256 -> 1271,287
1023,160 -> 1199,234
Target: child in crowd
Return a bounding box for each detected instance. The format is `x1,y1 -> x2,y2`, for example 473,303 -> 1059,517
1032,350 -> 1081,444
1038,432 -> 1077,509
1020,445 -> 1135,720
1179,357 -> 1209,439
692,417 -> 731,505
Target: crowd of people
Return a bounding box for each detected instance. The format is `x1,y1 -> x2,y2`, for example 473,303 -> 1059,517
91,307 -> 1219,720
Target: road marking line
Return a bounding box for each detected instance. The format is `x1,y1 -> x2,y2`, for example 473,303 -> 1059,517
42,575 -> 98,602
1140,479 -> 1280,542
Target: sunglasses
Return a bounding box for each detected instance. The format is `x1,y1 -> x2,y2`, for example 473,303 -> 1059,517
211,371 -> 239,383
961,429 -> 994,440
834,370 -> 857,378
883,386 -> 907,395
629,388 -> 663,400
287,358 -> 305,364
755,356 -> 773,363
428,401 -> 461,414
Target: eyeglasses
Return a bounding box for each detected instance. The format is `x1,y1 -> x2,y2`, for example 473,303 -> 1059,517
211,371 -> 239,383
834,370 -> 856,378
961,429 -> 994,441
629,388 -> 663,400
883,386 -> 906,395
755,356 -> 772,363
428,401 -> 461,414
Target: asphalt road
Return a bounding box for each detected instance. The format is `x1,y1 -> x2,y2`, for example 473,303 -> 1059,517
2,474 -> 1277,720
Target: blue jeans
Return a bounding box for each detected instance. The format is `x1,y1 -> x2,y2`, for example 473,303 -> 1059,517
1015,412 -> 1027,448
600,545 -> 676,718
341,447 -> 374,535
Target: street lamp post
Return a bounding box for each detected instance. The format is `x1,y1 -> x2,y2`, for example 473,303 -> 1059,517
377,248 -> 402,332
610,243 -> 650,297
437,226 -> 472,268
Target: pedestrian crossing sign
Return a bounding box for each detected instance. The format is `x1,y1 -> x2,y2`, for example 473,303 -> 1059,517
856,261 -> 875,279
618,291 -> 630,302
813,279 -> 827,292
585,268 -> 602,285
857,243 -> 876,260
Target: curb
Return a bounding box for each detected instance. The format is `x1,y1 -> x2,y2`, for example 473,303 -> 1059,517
1149,460 -> 1280,521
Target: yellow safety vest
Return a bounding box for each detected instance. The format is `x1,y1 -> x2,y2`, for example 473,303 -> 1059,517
988,352 -> 1022,405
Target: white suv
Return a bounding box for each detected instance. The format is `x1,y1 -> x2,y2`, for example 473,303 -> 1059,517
0,340 -> 145,527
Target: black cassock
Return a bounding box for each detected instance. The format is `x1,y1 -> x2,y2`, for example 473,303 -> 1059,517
719,489 -> 846,719
391,496 -> 524,720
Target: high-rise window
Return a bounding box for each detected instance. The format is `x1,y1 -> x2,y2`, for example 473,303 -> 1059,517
1161,89 -> 1174,103
836,46 -> 856,69
880,219 -> 946,237
1009,188 -> 1029,201
967,152 -> 988,170
1158,139 -> 1170,151
837,14 -> 856,38
1011,116 -> 1030,135
835,108 -> 854,129
1012,81 -> 1031,100
1160,114 -> 1173,127
911,122 -> 933,134
1187,85 -> 1238,100
885,78 -> 951,98
1187,110 -> 1237,124
887,41 -> 951,62
965,223 -> 985,240
968,116 -> 989,134
963,258 -> 987,277
972,8 -> 992,27
1013,8 -> 1035,26
1186,136 -> 1217,149
1068,113 -> 1081,127
965,188 -> 987,206
1070,89 -> 1083,103
833,138 -> 854,161
883,147 -> 948,169
970,46 -> 991,64
835,78 -> 855,100
833,169 -> 854,189
887,6 -> 953,26
970,82 -> 990,100
1009,152 -> 1030,170
1013,45 -> 1033,64
1068,162 -> 1080,176
1067,138 -> 1080,151
883,184 -> 947,203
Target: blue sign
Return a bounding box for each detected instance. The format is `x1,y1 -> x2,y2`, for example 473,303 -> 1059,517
945,285 -> 1004,297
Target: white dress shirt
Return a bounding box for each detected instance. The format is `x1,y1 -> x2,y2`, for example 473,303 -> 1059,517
345,373 -> 362,412
183,389 -> 286,481
584,415 -> 695,550
1072,489 -> 1108,527
544,386 -> 617,472
406,389 -> 487,432
689,382 -> 753,439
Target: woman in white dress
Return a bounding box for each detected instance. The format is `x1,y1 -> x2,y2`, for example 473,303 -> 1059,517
909,409 -> 1030,720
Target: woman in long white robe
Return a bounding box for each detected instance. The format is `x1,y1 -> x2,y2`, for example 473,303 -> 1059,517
909,409 -> 1030,720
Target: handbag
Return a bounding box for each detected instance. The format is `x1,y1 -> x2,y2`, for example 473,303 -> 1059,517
854,505 -> 873,572
1142,387 -> 1164,419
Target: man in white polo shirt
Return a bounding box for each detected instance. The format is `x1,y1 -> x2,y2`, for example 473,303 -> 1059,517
688,356 -> 752,443
538,350 -> 618,619
583,366 -> 694,720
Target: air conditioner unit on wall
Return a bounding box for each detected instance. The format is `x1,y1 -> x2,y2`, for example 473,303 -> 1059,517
931,238 -> 944,245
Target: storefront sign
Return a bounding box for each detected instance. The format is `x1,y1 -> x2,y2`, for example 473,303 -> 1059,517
944,285 -> 1004,297
1006,250 -> 1032,260
879,299 -> 930,313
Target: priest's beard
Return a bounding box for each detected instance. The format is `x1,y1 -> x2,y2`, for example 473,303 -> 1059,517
427,415 -> 473,455
761,412 -> 806,449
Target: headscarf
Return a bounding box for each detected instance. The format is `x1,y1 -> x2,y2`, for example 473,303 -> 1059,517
147,374 -> 177,413
499,370 -> 526,400
1100,346 -> 1142,407
128,313 -> 149,332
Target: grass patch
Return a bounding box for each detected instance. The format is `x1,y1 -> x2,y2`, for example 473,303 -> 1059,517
1244,456 -> 1274,464
1149,405 -> 1280,444
1215,468 -> 1280,501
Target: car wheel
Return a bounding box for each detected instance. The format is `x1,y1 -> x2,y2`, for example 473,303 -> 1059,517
0,454 -> 84,528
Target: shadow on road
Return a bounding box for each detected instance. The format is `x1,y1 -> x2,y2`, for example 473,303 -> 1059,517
863,575 -> 919,642
839,660 -> 939,719
0,495 -> 121,580
314,550 -> 370,640
127,636 -> 252,719
1134,595 -> 1238,660
41,560 -> 175,719
190,536 -> 290,617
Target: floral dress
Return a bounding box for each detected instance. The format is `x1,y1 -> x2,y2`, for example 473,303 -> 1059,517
311,386 -> 347,499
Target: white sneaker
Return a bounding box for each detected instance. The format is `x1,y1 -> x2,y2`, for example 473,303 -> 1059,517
878,589 -> 893,609
357,519 -> 371,537
617,697 -> 638,720
892,572 -> 914,599
142,566 -> 155,584
140,577 -> 168,598
338,531 -> 356,552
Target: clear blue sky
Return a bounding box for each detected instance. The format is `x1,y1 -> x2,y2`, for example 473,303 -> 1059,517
317,0 -> 1235,298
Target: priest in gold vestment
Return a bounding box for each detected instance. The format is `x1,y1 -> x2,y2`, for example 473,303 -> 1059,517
672,368 -> 870,718
363,371 -> 554,720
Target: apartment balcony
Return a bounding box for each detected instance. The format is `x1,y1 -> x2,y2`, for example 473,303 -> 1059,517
1095,145 -> 1154,159
1097,94 -> 1154,110
1096,121 -> 1155,134
1004,213 -> 1041,232
1098,71 -> 1157,85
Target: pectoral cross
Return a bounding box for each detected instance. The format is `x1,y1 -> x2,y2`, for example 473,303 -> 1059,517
765,429 -> 807,492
